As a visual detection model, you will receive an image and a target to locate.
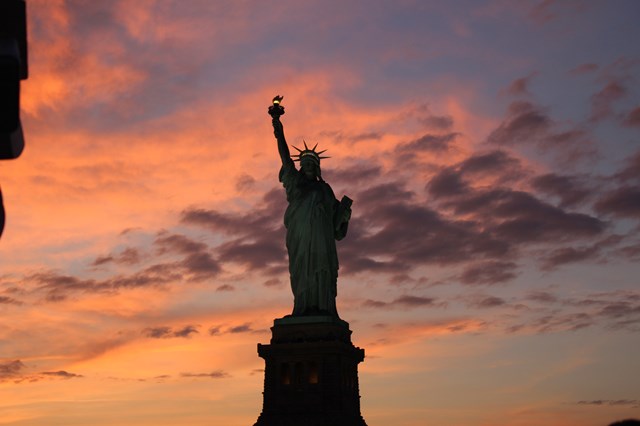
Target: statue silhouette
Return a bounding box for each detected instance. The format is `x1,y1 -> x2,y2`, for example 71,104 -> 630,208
268,97 -> 352,317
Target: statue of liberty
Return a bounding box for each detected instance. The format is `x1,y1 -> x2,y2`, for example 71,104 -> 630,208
268,96 -> 352,318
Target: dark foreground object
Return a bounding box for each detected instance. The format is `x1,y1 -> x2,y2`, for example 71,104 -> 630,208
254,316 -> 367,426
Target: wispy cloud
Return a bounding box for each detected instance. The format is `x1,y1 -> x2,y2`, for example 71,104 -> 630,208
181,371 -> 230,379
363,295 -> 442,309
0,360 -> 84,384
142,325 -> 200,339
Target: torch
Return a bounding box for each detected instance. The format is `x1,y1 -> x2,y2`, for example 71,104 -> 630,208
268,95 -> 285,119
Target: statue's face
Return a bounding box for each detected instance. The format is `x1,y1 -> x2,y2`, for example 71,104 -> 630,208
300,160 -> 319,180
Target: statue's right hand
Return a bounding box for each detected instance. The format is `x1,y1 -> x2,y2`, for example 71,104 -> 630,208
268,103 -> 285,119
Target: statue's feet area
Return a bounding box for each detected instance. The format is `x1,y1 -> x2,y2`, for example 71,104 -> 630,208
272,315 -> 352,344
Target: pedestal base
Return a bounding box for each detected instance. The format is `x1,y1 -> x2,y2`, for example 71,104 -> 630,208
254,316 -> 367,426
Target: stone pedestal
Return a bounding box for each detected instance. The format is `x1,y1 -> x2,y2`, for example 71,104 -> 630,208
254,316 -> 367,426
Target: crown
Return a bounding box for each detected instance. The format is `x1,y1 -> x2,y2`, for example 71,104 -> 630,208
292,140 -> 330,164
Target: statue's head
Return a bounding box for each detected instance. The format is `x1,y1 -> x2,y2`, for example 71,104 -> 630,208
300,157 -> 320,180
292,141 -> 329,180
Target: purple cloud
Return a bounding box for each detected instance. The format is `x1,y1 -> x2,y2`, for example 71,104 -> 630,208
589,81 -> 627,122
539,245 -> 600,271
595,186 -> 640,218
623,106 -> 640,127
458,261 -> 518,285
569,63 -> 599,76
505,73 -> 536,96
531,173 -> 592,207
362,295 -> 439,309
143,325 -> 200,339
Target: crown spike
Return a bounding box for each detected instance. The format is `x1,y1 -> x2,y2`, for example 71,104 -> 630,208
289,141 -> 331,164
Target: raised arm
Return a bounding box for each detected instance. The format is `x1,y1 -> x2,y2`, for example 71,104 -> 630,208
272,117 -> 292,165
268,96 -> 292,166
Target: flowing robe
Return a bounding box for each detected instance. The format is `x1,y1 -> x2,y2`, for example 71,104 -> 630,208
279,159 -> 346,316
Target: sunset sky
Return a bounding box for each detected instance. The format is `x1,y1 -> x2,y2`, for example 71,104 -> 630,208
1,1 -> 640,425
